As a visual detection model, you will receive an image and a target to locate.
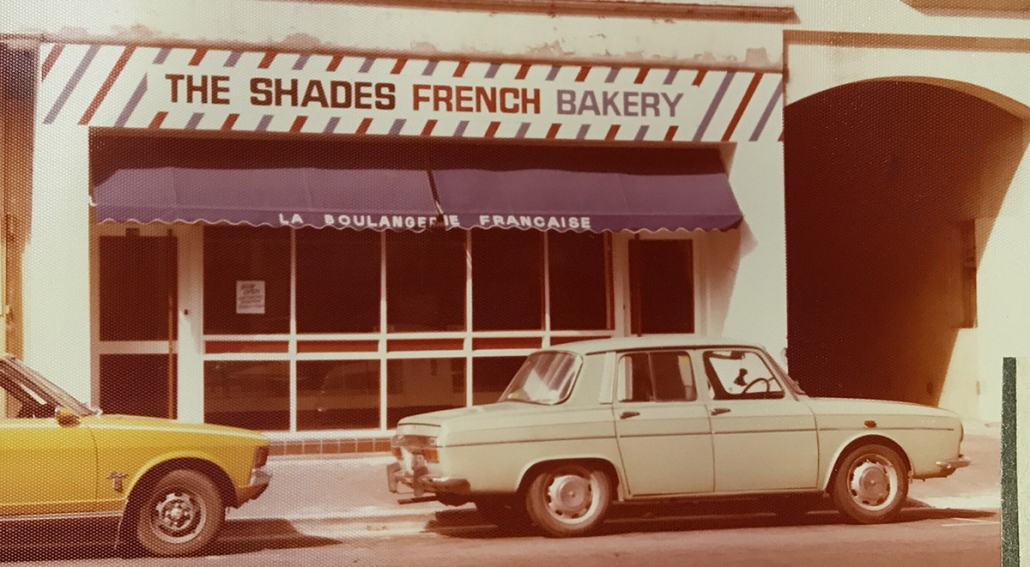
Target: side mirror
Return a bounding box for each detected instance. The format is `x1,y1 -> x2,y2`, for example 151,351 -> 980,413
55,406 -> 80,427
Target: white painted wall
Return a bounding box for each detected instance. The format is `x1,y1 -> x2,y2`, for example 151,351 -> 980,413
706,141 -> 788,364
791,0 -> 1030,38
25,124 -> 93,402
0,0 -> 784,69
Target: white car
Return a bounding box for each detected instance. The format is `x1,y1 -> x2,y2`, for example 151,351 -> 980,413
387,336 -> 970,536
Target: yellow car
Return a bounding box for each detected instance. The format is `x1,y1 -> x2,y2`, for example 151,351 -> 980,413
0,355 -> 271,557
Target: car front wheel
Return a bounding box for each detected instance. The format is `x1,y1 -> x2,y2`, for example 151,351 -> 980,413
134,469 -> 225,557
525,463 -> 611,537
831,444 -> 909,524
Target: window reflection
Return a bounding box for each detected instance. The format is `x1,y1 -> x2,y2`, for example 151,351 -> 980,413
204,360 -> 289,430
297,360 -> 380,430
387,358 -> 465,427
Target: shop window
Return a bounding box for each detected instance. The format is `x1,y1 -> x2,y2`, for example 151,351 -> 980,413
386,231 -> 466,332
296,359 -> 380,430
549,232 -> 610,330
204,360 -> 289,430
296,228 -> 380,333
472,229 -> 543,331
204,226 -> 290,335
387,358 -> 465,427
99,235 -> 177,341
472,357 -> 524,404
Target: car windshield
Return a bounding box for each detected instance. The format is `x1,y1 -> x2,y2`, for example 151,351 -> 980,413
0,356 -> 95,416
500,351 -> 581,405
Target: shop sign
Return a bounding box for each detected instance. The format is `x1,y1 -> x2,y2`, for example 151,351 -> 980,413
236,280 -> 265,315
38,44 -> 783,143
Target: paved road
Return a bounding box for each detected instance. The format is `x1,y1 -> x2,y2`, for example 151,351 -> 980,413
2,505 -> 1000,566
0,423 -> 1001,564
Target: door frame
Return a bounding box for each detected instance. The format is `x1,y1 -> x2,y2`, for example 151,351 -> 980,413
611,231 -> 708,338
90,222 -> 186,417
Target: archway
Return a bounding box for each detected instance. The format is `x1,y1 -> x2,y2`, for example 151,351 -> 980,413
784,79 -> 1026,410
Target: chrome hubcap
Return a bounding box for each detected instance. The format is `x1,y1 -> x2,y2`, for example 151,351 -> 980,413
850,460 -> 893,508
152,491 -> 205,542
547,474 -> 592,518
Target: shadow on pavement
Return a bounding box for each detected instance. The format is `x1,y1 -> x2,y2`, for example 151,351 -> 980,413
0,518 -> 341,563
423,499 -> 998,540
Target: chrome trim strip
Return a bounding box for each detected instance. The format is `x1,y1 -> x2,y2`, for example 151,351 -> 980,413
446,435 -> 613,449
0,511 -> 122,522
817,426 -> 957,433
712,429 -> 816,435
616,432 -> 712,439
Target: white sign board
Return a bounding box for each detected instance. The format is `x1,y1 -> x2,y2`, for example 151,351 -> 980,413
236,280 -> 265,314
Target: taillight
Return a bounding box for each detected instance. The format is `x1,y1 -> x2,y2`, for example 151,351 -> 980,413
253,446 -> 269,468
390,436 -> 402,459
421,444 -> 439,463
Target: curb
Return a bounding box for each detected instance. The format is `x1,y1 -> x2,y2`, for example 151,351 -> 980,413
222,491 -> 1002,543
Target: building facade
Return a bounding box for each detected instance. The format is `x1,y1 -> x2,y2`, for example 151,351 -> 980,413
0,0 -> 1026,450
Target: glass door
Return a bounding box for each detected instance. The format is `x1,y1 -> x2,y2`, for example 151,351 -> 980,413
96,232 -> 177,418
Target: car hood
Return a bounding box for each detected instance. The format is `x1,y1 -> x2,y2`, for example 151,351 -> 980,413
85,414 -> 268,442
396,401 -> 611,445
804,396 -> 962,430
397,402 -> 547,428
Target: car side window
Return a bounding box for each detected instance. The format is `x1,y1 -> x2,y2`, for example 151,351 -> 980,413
703,350 -> 785,401
0,364 -> 56,419
617,351 -> 696,402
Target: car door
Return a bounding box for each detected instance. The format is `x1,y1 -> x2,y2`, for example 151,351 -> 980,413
0,368 -> 98,515
612,349 -> 714,497
700,348 -> 818,493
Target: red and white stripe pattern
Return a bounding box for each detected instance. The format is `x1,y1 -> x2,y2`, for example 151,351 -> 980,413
39,44 -> 782,143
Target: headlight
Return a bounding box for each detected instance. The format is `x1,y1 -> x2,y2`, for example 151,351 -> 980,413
253,445 -> 269,468
421,443 -> 439,464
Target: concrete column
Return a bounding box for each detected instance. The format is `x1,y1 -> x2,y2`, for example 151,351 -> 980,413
721,141 -> 788,363
175,223 -> 206,423
25,123 -> 92,401
976,149 -> 1030,422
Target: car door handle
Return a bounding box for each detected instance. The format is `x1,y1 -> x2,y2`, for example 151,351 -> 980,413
710,407 -> 731,416
620,411 -> 640,419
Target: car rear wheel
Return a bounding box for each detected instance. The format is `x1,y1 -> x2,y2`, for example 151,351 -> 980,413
525,463 -> 611,537
831,444 -> 908,524
134,469 -> 225,557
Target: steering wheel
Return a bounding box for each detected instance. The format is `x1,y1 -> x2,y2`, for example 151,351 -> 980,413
741,378 -> 772,395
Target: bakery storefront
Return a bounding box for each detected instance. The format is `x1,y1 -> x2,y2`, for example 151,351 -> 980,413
35,43 -> 784,447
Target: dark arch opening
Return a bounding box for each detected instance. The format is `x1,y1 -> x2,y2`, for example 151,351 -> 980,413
784,79 -> 1024,407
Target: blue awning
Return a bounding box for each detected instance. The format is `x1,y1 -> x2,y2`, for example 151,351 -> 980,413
93,167 -> 443,230
431,169 -> 742,233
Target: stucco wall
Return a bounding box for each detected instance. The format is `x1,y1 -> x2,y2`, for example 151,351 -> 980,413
1,0 -> 784,70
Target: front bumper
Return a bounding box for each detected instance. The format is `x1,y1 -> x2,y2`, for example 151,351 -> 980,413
386,461 -> 470,498
932,456 -> 972,478
235,467 -> 272,505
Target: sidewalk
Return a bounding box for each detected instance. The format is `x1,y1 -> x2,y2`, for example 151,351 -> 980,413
226,421 -> 1001,538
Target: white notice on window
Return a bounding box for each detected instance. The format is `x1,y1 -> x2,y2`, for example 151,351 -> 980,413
236,280 -> 265,314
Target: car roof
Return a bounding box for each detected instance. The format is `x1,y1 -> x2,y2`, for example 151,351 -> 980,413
543,335 -> 762,355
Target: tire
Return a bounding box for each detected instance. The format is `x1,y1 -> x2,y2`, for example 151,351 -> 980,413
474,496 -> 533,533
525,463 -> 611,537
831,444 -> 909,524
134,469 -> 225,557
